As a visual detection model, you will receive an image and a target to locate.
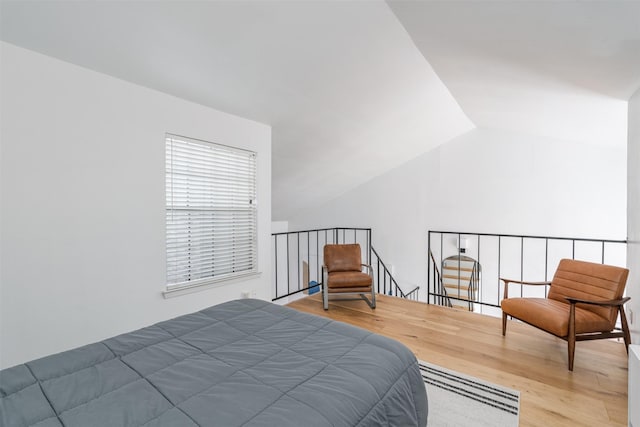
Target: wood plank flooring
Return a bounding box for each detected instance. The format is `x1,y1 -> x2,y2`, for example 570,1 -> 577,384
287,294 -> 629,426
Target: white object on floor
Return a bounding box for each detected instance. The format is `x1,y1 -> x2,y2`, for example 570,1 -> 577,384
630,345 -> 639,427
419,360 -> 520,427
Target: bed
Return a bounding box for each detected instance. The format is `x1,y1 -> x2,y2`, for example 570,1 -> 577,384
0,299 -> 428,427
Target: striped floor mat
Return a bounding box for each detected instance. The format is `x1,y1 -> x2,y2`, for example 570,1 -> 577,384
419,361 -> 520,427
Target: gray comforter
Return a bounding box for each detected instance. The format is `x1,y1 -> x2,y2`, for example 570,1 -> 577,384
1,299 -> 427,427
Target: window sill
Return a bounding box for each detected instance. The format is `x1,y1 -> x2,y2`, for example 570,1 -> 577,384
162,271 -> 262,299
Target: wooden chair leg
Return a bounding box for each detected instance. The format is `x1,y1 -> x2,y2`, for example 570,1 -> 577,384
568,303 -> 576,371
502,312 -> 507,336
620,306 -> 631,353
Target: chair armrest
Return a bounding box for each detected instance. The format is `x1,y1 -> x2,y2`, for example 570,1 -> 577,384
500,278 -> 551,299
361,264 -> 373,273
565,296 -> 630,307
500,278 -> 551,286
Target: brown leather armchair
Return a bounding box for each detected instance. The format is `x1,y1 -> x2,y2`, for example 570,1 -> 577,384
323,244 -> 376,310
501,259 -> 630,370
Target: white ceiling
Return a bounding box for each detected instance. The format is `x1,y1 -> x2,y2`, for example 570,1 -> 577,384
388,0 -> 640,146
2,1 -> 638,220
0,0 -> 473,220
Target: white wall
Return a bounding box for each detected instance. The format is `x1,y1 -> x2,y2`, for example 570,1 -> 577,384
628,88 -> 640,344
288,128 -> 627,299
629,345 -> 640,427
0,43 -> 272,369
271,221 -> 289,234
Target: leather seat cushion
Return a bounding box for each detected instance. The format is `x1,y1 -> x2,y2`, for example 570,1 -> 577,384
501,298 -> 612,337
327,271 -> 372,289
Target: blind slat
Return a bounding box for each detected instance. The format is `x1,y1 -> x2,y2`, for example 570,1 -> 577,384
166,133 -> 258,288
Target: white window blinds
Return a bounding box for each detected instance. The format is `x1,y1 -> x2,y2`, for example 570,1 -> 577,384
165,134 -> 258,291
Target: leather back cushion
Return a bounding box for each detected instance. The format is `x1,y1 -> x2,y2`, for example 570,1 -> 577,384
324,244 -> 362,273
548,259 -> 629,325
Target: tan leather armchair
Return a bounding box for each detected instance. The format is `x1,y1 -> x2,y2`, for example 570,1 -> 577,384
323,244 -> 376,310
501,259 -> 630,370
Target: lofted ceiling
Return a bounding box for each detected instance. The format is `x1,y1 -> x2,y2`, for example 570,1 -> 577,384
388,0 -> 640,146
2,1 -> 639,220
0,0 -> 473,220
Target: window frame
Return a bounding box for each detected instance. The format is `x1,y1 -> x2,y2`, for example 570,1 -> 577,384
163,133 -> 259,297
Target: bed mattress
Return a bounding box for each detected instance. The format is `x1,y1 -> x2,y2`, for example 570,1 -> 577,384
0,299 -> 427,426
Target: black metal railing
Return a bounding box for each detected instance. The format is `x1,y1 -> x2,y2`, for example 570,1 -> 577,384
371,247 -> 420,300
272,227 -> 417,302
429,250 -> 452,308
427,230 -> 627,316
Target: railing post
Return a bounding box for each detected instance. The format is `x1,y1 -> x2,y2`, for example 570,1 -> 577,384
286,234 -> 290,297
497,235 -> 501,307
440,233 -> 443,305
368,229 -> 372,267
520,236 -> 524,298
427,231 -> 431,305
545,238 -> 549,298
297,233 -> 300,292
274,235 -> 278,300
477,234 -> 481,306
307,231 -> 310,287
377,258 -> 381,294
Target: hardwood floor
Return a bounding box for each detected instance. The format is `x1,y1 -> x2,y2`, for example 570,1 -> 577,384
287,294 -> 629,427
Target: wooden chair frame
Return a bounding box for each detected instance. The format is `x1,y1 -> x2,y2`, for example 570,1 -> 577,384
501,278 -> 631,371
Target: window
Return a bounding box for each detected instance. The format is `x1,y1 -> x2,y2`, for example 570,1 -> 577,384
165,134 -> 258,293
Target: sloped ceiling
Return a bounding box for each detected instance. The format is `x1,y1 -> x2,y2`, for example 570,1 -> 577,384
2,1 -> 638,220
0,0 -> 474,220
387,0 -> 640,147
